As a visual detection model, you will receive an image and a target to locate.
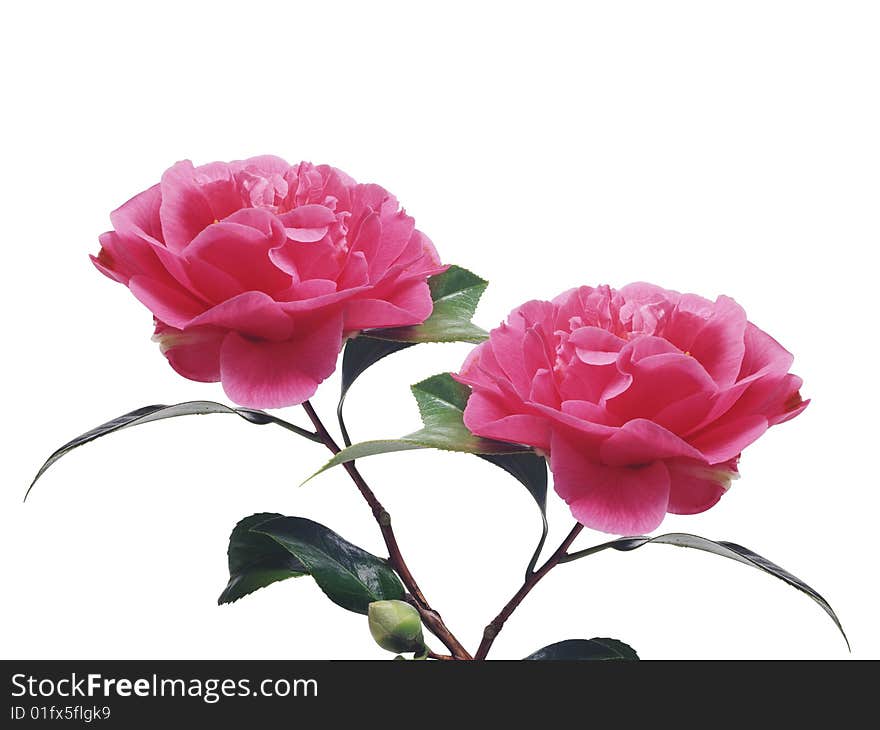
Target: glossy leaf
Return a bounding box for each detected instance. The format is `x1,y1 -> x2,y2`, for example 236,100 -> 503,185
562,532 -> 849,648
218,513 -> 308,605
337,337 -> 415,445
525,638 -> 640,661
25,401 -> 319,500
366,265 -> 489,344
253,516 -> 405,614
479,452 -> 547,516
340,337 -> 416,401
337,266 -> 489,445
481,452 -> 548,575
310,373 -> 529,481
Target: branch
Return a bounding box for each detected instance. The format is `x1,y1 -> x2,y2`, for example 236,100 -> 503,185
302,400 -> 472,660
475,523 -> 584,660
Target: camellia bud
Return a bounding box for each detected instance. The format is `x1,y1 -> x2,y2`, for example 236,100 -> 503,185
368,600 -> 425,655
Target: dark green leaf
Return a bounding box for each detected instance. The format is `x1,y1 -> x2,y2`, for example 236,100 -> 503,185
310,373 -> 529,481
479,452 -> 547,516
25,401 -> 319,500
525,638 -> 639,661
218,513 -> 308,605
337,337 -> 415,445
366,265 -> 489,344
562,532 -> 848,649
480,452 -> 548,576
340,337 -> 416,399
253,516 -> 404,614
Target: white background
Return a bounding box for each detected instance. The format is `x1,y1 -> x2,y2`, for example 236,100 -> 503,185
2,1 -> 877,660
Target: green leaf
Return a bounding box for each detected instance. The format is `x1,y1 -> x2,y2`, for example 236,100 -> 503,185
218,513 -> 308,605
366,265 -> 489,344
337,337 -> 415,445
253,516 -> 405,614
525,638 -> 639,661
561,532 -> 849,649
480,452 -> 548,576
479,452 -> 547,517
341,338 -> 416,399
310,373 -> 529,481
25,401 -> 319,500
336,266 -> 489,444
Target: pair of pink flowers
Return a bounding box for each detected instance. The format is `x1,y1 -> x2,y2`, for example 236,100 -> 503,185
94,156 -> 807,535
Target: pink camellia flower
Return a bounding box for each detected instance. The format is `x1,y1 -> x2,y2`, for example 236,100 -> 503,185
455,284 -> 808,534
93,157 -> 444,408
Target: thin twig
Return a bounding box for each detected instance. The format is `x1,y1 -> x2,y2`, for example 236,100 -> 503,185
427,650 -> 455,661
302,400 -> 472,660
475,523 -> 584,660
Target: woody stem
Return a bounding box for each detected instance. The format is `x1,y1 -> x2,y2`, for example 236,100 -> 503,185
302,400 -> 472,660
474,523 -> 584,660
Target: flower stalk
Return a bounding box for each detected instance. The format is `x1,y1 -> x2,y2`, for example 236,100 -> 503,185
475,523 -> 584,660
302,400 -> 472,660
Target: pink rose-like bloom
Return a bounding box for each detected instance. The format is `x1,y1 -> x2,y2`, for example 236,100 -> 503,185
93,157 -> 444,408
455,284 -> 808,535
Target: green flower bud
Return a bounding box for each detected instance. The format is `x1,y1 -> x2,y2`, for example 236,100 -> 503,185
368,600 -> 425,654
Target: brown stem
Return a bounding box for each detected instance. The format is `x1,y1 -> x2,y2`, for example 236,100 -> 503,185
474,522 -> 583,660
302,401 -> 472,660
427,650 -> 455,661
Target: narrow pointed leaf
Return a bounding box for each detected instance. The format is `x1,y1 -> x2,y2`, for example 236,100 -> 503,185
219,513 -> 308,605
562,532 -> 848,648
26,401 -> 318,500
481,452 -> 549,575
479,452 -> 547,515
253,516 -> 404,614
340,337 -> 416,402
525,638 -> 640,661
337,337 -> 415,445
310,373 -> 529,482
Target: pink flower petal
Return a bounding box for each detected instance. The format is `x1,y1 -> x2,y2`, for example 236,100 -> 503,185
608,341 -> 717,421
663,293 -> 714,353
269,238 -> 342,281
153,323 -> 224,382
529,369 -> 561,409
599,418 -> 704,467
364,210 -> 416,279
109,184 -> 164,242
652,390 -> 715,435
342,280 -> 433,330
666,458 -> 735,515
279,287 -> 367,313
569,326 -> 626,365
560,400 -> 619,426
337,250 -> 370,290
687,295 -> 747,387
689,414 -> 768,463
528,402 -> 615,457
159,161 -> 218,252
281,204 -> 337,243
95,230 -> 168,283
739,321 -> 794,378
185,216 -> 291,296
551,432 -> 671,534
129,275 -> 205,329
188,291 -> 294,341
461,390 -> 551,451
219,313 -> 344,408
239,155 -> 291,176
90,253 -> 127,284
